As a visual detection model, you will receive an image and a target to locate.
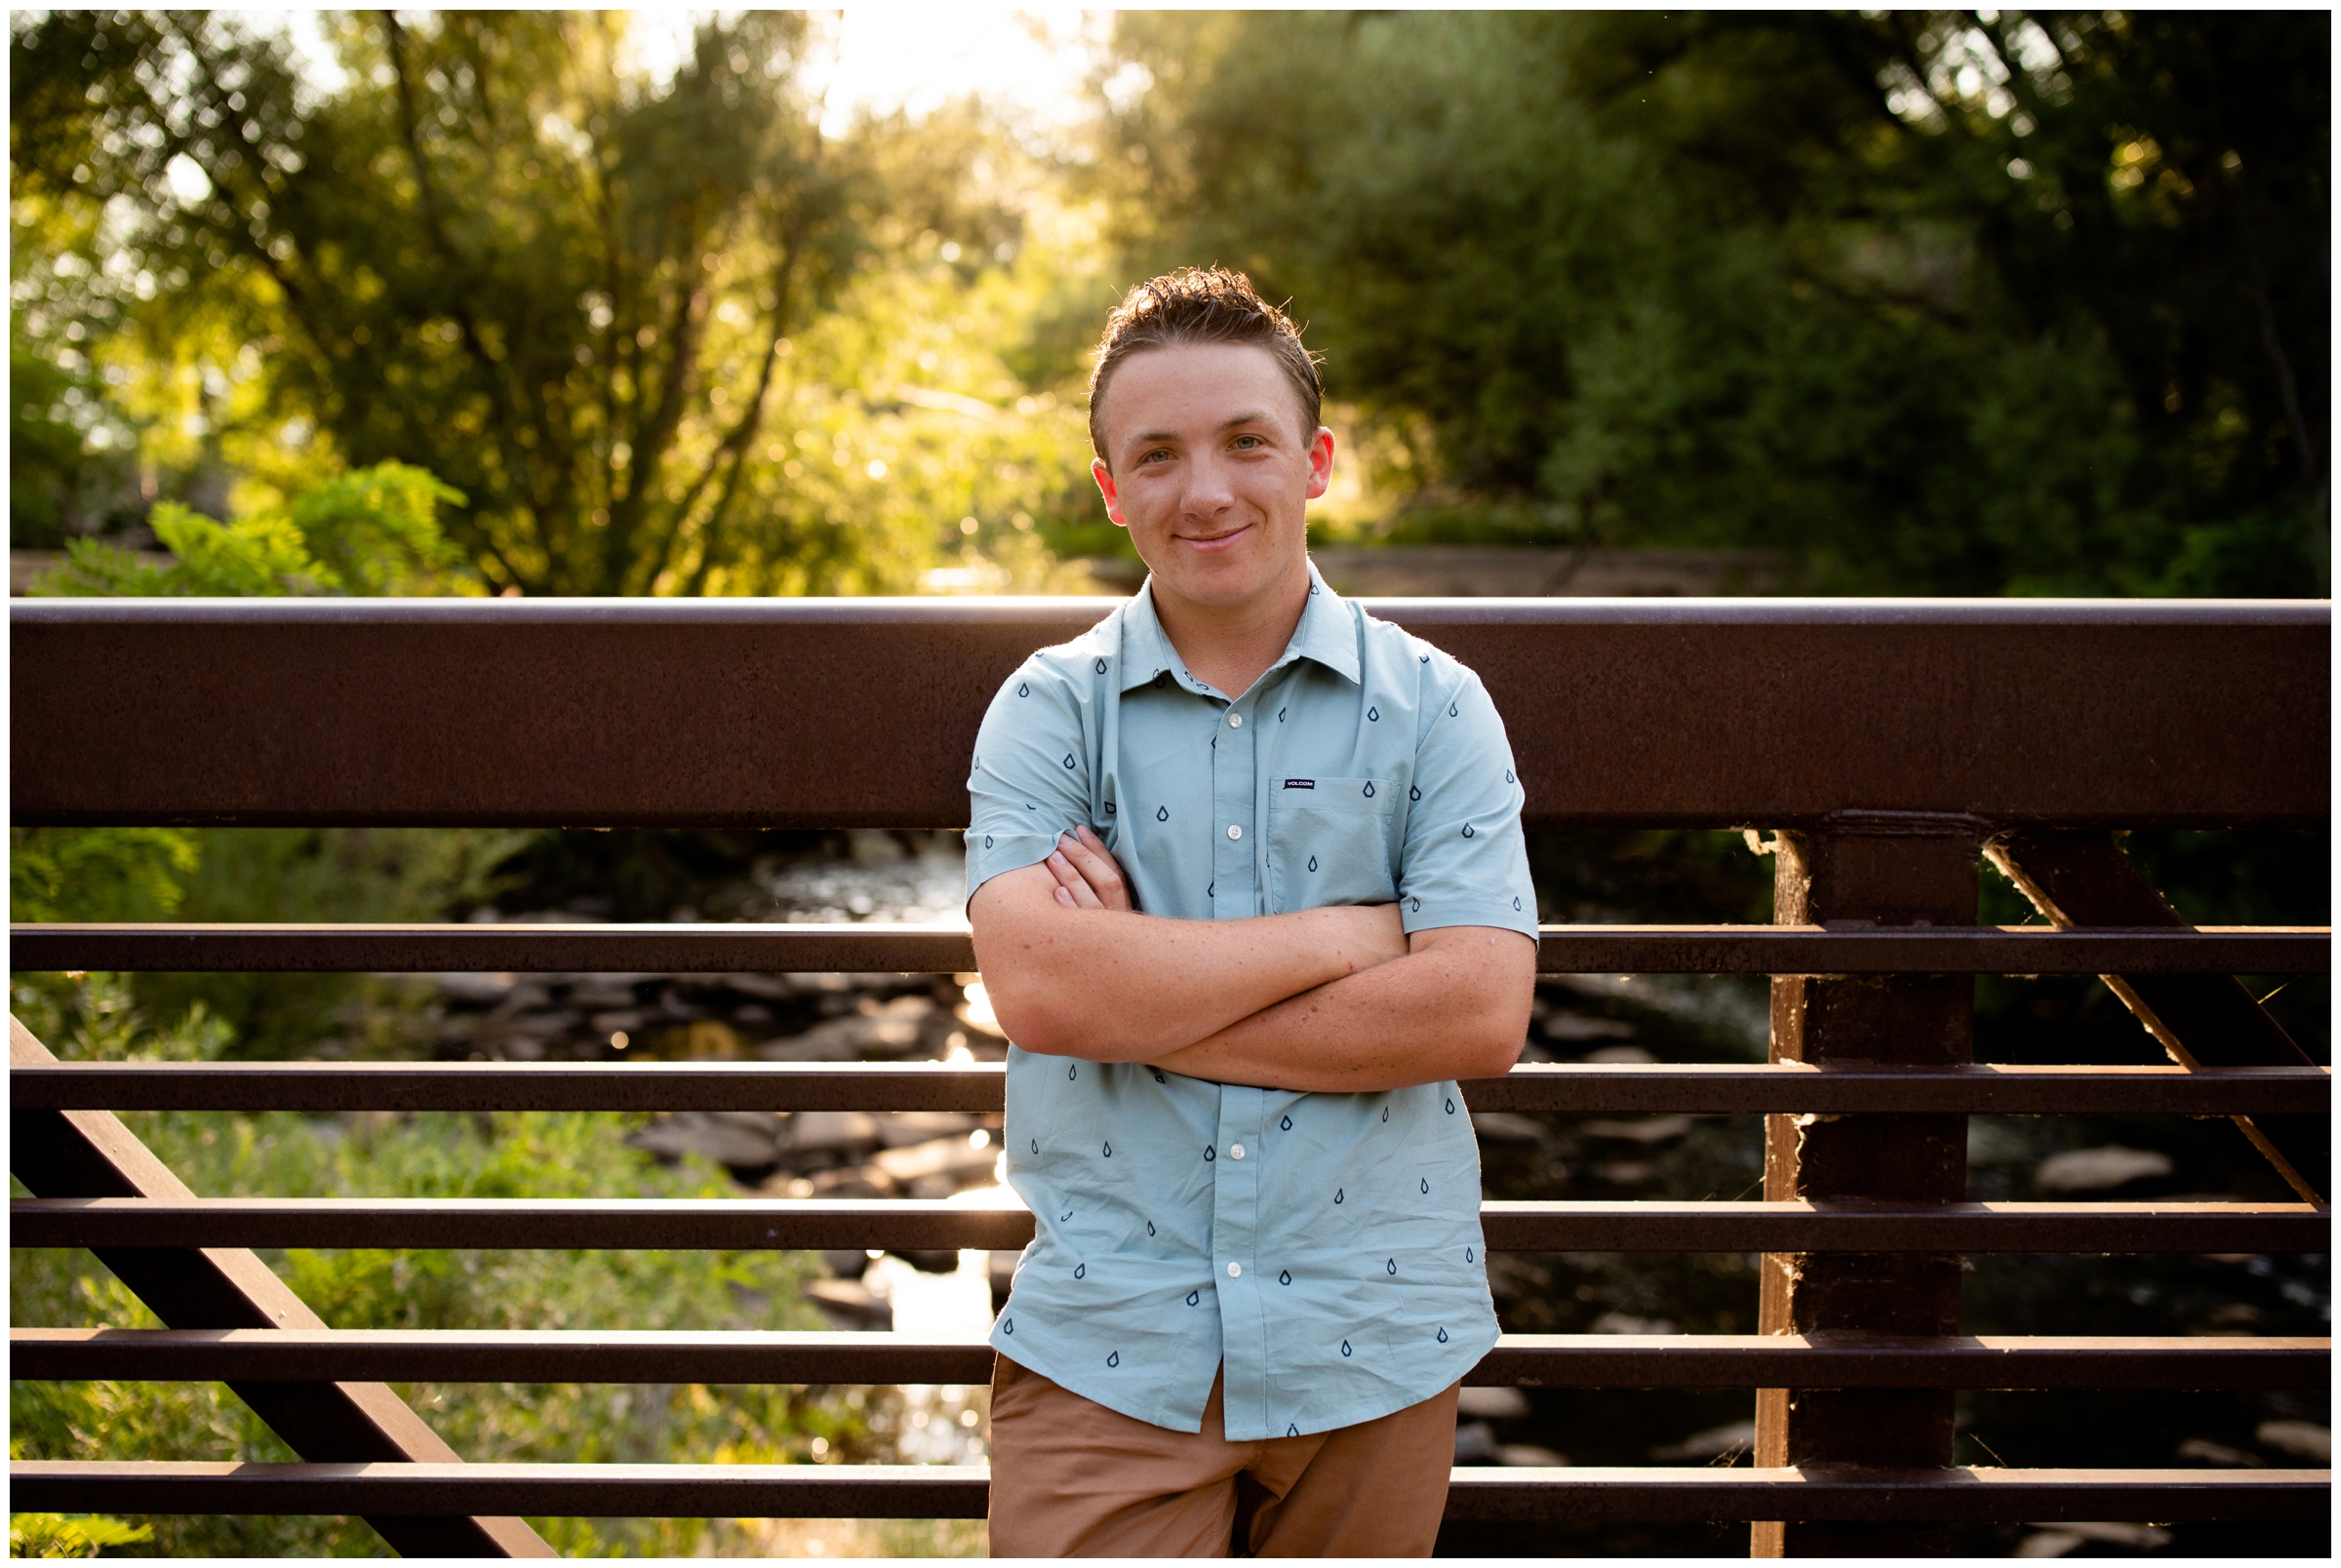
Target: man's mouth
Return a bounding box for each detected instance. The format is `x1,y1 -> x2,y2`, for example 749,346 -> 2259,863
1180,523 -> 1253,553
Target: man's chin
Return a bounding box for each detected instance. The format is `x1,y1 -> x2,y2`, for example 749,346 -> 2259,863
1146,542 -> 1308,611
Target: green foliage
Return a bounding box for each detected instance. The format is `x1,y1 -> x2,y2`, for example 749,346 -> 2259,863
1103,11 -> 2329,596
8,1513 -> 156,1558
9,828 -> 199,924
7,11 -> 1091,597
10,981 -> 857,1559
29,461 -> 469,597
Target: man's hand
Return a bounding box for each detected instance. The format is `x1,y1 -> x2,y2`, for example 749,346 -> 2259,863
1042,825 -> 1133,912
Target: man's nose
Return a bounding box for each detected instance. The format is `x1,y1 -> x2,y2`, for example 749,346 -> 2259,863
1181,452 -> 1237,517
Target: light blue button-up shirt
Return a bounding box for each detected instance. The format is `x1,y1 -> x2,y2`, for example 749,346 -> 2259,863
965,563 -> 1538,1440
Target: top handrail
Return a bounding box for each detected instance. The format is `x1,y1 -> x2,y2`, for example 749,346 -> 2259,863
12,598 -> 2328,830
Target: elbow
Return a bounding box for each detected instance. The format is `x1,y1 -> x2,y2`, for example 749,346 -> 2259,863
1466,1026 -> 1528,1081
982,974 -> 1078,1057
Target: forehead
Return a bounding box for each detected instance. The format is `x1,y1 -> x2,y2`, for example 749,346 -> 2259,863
1097,340 -> 1307,448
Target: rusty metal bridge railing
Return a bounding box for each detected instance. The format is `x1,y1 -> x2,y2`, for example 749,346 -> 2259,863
9,597 -> 2331,1556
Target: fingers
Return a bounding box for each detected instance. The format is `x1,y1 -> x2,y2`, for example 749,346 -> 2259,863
1046,843 -> 1107,910
1057,826 -> 1134,912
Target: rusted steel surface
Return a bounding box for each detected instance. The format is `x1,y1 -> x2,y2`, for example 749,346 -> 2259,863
1755,819 -> 1979,1556
15,1327 -> 2325,1392
14,1060 -> 2329,1117
16,1196 -> 2324,1254
1994,830 -> 2328,1207
5,1023 -> 551,1559
10,1460 -> 2327,1524
11,921 -> 2328,976
12,599 -> 2327,830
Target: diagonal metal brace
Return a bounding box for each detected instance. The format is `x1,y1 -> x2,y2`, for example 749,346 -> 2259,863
9,1018 -> 554,1557
1987,832 -> 2328,1206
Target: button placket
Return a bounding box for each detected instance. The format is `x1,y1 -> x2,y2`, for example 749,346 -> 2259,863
1212,695 -> 1259,915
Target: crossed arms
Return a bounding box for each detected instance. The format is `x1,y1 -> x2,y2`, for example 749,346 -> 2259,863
969,826 -> 1536,1094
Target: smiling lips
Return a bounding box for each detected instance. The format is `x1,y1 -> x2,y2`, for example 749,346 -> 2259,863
1180,522 -> 1255,553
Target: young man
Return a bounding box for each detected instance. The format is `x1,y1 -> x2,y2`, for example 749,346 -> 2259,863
965,268 -> 1538,1557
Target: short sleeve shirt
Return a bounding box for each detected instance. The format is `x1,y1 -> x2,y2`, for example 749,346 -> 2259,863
964,562 -> 1537,1440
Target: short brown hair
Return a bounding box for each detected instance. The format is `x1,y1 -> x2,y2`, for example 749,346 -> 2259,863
1087,267 -> 1324,464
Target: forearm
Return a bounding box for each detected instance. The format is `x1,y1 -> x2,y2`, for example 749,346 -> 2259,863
972,869 -> 1404,1061
1149,927 -> 1536,1093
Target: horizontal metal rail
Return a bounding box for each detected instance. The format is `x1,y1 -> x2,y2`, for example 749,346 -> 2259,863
14,1197 -> 2324,1254
11,921 -> 2328,975
9,1459 -> 2327,1523
15,599 -> 2328,830
12,1060 -> 2329,1117
13,1328 -> 2325,1391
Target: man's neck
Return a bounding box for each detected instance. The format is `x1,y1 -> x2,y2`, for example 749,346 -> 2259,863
1149,554 -> 1314,700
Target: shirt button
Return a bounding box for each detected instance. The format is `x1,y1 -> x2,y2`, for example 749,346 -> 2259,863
1228,712 -> 1244,727
1227,1262 -> 1242,1278
1228,824 -> 1243,841
1229,1143 -> 1247,1159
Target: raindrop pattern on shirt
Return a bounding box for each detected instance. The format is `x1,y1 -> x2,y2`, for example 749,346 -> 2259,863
1420,1177 -> 1430,1194
1280,1116 -> 1292,1131
1409,785 -> 1422,802
1462,824 -> 1476,839
1062,753 -> 1076,769
1437,1326 -> 1449,1344
1073,1263 -> 1086,1279
1341,1340 -> 1353,1357
1094,658 -> 1108,674
1157,804 -> 1170,821
1367,705 -> 1380,722
1333,1188 -> 1344,1204
1106,1350 -> 1120,1366
1363,781 -> 1375,798
1003,1317 -> 1013,1333
1280,1270 -> 1292,1285
1204,1145 -> 1215,1162
1187,1290 -> 1201,1306
1386,1259 -> 1398,1274
1446,1098 -> 1456,1114
1308,855 -> 1318,872
1017,683 -> 1030,697
1147,1221 -> 1156,1235
1103,1141 -> 1112,1157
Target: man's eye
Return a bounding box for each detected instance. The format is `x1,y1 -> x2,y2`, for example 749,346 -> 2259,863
1139,448 -> 1171,464
1231,434 -> 1263,450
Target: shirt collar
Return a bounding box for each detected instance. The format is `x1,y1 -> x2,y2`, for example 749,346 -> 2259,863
1116,558 -> 1361,694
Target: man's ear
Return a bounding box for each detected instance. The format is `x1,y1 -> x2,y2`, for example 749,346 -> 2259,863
1304,427 -> 1336,502
1092,456 -> 1129,529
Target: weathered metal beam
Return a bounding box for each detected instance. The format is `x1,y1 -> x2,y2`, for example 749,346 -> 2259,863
6,1021 -> 552,1559
12,599 -> 2326,830
9,921 -> 2327,976
9,1460 -> 2327,1524
1990,831 -> 2329,1207
13,1059 -> 2330,1117
13,1327 -> 2324,1392
1755,815 -> 1980,1556
14,1196 -> 2323,1254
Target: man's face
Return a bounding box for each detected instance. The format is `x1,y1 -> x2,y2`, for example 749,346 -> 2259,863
1091,341 -> 1333,618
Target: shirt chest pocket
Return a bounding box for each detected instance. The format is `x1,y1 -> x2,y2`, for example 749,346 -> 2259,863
1266,777 -> 1401,913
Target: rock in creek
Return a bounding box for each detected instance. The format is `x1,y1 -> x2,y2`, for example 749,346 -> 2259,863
2034,1145 -> 2174,1194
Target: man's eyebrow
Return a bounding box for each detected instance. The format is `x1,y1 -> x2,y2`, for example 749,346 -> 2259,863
1125,412 -> 1280,451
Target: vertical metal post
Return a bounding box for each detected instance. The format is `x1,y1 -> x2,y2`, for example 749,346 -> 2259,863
1751,814 -> 1980,1558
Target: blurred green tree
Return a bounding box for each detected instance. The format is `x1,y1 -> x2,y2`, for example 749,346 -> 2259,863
10,11 -> 1041,594
1100,11 -> 2328,595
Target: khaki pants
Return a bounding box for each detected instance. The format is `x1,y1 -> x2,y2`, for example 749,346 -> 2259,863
985,1353 -> 1458,1558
